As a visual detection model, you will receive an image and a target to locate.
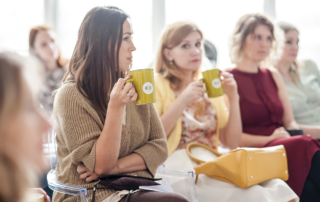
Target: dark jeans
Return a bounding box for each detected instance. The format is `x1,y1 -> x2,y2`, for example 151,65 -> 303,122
119,191 -> 189,202
300,151 -> 320,202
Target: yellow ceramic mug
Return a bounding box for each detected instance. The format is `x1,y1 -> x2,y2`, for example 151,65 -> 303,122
200,69 -> 223,98
126,69 -> 156,105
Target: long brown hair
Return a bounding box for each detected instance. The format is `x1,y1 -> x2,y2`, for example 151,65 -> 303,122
63,6 -> 129,120
0,53 -> 30,202
29,25 -> 68,67
154,21 -> 203,91
229,13 -> 278,66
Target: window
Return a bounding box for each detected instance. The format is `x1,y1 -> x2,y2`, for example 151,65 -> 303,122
57,0 -> 153,69
276,0 -> 320,67
0,0 -> 44,56
165,0 -> 264,69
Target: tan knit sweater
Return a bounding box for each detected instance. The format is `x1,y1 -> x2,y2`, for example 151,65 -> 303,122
52,82 -> 168,202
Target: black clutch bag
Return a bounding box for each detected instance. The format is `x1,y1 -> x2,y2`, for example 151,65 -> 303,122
286,129 -> 304,136
92,174 -> 162,202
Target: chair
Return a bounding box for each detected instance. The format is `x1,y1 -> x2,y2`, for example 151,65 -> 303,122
204,39 -> 218,69
46,129 -> 89,202
156,166 -> 199,202
46,130 -> 199,202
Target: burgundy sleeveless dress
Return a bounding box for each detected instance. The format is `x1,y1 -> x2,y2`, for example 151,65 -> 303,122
229,68 -> 320,196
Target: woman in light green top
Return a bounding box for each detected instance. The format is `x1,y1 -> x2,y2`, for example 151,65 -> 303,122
275,22 -> 320,127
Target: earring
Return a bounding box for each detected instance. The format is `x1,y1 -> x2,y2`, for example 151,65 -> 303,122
170,60 -> 174,65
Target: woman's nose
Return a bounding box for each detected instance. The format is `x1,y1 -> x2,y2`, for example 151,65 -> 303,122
48,43 -> 55,52
192,46 -> 201,55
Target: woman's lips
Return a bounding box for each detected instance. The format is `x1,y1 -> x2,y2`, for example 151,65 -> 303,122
191,59 -> 200,62
128,57 -> 132,61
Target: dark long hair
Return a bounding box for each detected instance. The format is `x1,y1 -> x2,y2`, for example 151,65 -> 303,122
63,6 -> 129,120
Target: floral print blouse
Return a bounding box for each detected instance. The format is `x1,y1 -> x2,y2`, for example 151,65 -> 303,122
177,94 -> 217,150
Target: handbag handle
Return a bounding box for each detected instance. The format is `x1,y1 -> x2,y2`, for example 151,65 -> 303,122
186,142 -> 222,165
186,142 -> 222,184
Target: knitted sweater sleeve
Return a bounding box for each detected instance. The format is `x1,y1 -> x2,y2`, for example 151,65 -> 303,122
54,84 -> 101,173
133,104 -> 169,177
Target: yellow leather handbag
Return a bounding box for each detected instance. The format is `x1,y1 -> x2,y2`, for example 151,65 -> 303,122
186,142 -> 289,188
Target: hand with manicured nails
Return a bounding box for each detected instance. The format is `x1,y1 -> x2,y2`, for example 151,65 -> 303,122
179,81 -> 205,106
270,127 -> 291,141
220,71 -> 238,100
108,75 -> 137,109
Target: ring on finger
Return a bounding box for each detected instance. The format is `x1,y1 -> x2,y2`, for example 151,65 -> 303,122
85,172 -> 88,178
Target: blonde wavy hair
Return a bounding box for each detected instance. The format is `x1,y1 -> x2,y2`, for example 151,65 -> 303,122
154,21 -> 203,91
229,13 -> 281,67
275,22 -> 301,75
0,53 -> 37,202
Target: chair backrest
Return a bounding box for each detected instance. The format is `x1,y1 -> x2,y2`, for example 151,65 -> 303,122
156,167 -> 199,202
47,128 -> 58,170
204,39 -> 217,68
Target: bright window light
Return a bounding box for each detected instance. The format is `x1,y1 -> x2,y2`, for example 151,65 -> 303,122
0,0 -> 44,56
58,0 -> 152,69
165,0 -> 264,69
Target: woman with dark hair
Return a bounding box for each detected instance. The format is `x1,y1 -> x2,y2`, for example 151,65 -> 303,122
29,25 -> 68,114
53,6 -> 188,202
228,13 -> 320,201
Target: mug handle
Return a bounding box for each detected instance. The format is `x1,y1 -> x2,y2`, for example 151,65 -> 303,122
125,78 -> 134,83
199,78 -> 209,94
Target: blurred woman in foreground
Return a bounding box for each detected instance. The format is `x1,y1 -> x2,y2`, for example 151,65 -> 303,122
0,52 -> 51,202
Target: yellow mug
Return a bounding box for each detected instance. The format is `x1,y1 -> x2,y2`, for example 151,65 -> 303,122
126,69 -> 156,105
200,69 -> 223,98
30,193 -> 44,202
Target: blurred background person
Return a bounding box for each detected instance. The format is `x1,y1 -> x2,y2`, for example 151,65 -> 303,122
0,52 -> 51,202
154,21 -> 298,202
228,13 -> 320,200
29,25 -> 68,116
275,22 -> 320,127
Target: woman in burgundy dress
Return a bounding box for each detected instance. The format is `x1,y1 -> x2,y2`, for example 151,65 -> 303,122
228,13 -> 320,201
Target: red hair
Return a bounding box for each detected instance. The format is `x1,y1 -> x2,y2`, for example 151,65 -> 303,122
29,25 -> 67,67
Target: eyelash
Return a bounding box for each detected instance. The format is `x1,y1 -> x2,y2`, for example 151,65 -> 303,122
254,35 -> 271,41
286,40 -> 299,44
182,42 -> 201,49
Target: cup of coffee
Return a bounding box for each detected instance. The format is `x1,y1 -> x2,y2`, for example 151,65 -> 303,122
200,69 -> 223,98
126,69 -> 156,105
30,193 -> 44,202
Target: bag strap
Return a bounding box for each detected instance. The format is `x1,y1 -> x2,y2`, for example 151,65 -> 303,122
186,142 -> 222,165
186,142 -> 222,184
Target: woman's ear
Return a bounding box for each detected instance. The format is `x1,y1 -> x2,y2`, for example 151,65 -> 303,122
163,48 -> 173,62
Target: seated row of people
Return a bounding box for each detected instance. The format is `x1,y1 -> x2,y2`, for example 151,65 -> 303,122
52,7 -> 320,202
2,5 -> 320,202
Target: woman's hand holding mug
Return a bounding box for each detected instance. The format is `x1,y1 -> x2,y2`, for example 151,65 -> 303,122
179,81 -> 205,107
109,75 -> 137,109
220,71 -> 239,100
